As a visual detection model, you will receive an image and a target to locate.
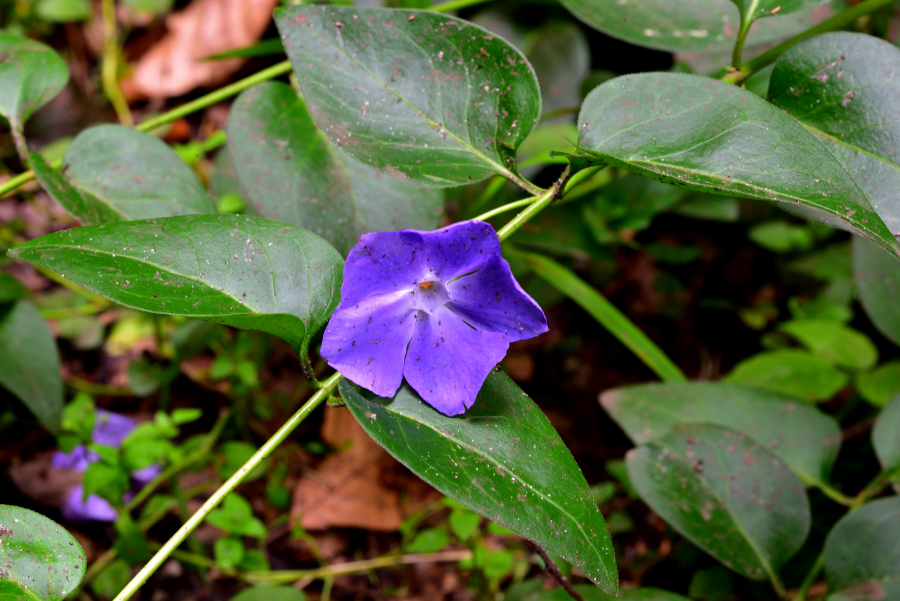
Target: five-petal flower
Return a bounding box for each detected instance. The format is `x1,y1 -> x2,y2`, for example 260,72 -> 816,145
321,221 -> 548,416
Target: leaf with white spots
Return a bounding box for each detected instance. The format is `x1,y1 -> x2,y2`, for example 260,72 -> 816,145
0,505 -> 86,601
340,371 -> 618,593
7,215 -> 343,355
626,423 -> 811,580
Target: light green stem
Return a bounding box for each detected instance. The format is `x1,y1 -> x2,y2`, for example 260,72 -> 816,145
111,373 -> 341,601
722,0 -> 899,85
101,0 -> 132,126
496,186 -> 556,242
471,197 -> 537,223
136,62 -> 293,133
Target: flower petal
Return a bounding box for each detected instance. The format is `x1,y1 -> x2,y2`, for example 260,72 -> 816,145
447,254 -> 548,342
61,485 -> 118,523
400,221 -> 500,281
403,305 -> 508,416
92,409 -> 136,447
322,292 -> 417,398
338,230 -> 425,307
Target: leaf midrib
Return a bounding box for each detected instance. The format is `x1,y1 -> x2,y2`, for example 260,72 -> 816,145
304,15 -> 518,183
15,241 -> 263,318
376,397 -> 614,585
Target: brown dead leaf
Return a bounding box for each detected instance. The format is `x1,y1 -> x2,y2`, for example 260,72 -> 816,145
291,406 -> 439,532
8,451 -> 83,508
124,0 -> 278,99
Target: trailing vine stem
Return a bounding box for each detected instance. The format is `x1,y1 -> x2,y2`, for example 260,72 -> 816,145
111,373 -> 342,601
721,0 -> 899,85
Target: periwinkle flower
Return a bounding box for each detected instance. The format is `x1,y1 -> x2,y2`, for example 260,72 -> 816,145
52,409 -> 161,522
322,221 -> 548,416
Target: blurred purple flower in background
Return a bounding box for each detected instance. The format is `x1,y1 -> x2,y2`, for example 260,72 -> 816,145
52,409 -> 161,522
322,221 -> 547,416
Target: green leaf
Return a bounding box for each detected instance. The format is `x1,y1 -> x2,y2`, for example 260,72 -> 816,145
0,273 -> 28,303
32,126 -> 216,225
0,505 -> 87,601
872,395 -> 900,472
35,0 -> 92,22
576,73 -> 900,258
768,33 -> 900,236
406,528 -> 450,553
227,82 -> 442,256
522,586 -> 690,601
232,585 -> 307,601
600,382 -> 841,487
214,536 -> 245,570
779,320 -> 878,371
824,497 -> 900,600
449,511 -> 480,541
83,462 -> 129,505
723,349 -> 848,402
0,300 -> 63,431
237,549 -> 270,571
217,441 -> 267,483
555,0 -> 831,52
113,515 -> 151,564
857,361 -> 900,408
0,34 -> 68,133
340,372 -> 618,593
90,559 -> 130,600
854,236 -> 900,348
7,215 -> 343,356
205,493 -> 263,536
748,221 -> 815,253
275,6 -> 541,189
626,424 -> 810,580
505,248 -> 685,384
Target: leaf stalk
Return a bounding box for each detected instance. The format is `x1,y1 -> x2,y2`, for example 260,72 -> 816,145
111,373 -> 341,601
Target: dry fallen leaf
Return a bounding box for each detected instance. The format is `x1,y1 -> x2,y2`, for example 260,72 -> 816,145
291,406 -> 439,532
124,0 -> 278,99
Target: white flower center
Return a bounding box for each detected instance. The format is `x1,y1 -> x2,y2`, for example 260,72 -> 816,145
412,279 -> 450,314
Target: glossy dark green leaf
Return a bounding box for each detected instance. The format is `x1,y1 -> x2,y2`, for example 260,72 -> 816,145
854,236 -> 900,348
0,34 -> 68,131
600,382 -> 841,487
0,505 -> 87,601
626,424 -> 811,580
7,215 -> 343,355
522,586 -> 690,601
275,6 -> 541,189
872,394 -> 900,472
340,371 -> 618,593
227,81 -> 442,255
769,33 -> 900,236
779,320 -> 877,371
471,13 -> 589,117
32,126 -> 216,225
723,349 -> 848,402
556,0 -> 831,52
576,73 -> 900,258
824,497 -> 900,600
0,301 -> 62,431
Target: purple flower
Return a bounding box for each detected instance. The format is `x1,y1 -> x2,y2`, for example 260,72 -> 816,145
53,409 -> 157,523
321,221 -> 547,416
